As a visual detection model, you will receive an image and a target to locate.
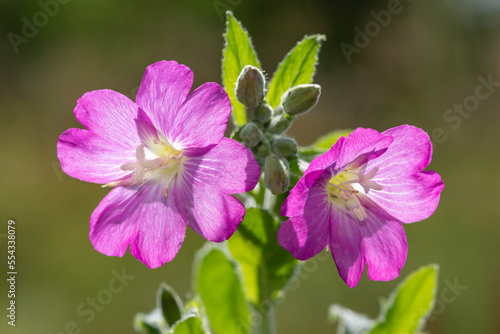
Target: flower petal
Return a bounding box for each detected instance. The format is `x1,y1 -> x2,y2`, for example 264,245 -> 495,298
168,82 -> 232,156
370,125 -> 433,176
329,210 -> 365,288
74,89 -> 141,148
57,128 -> 135,183
174,173 -> 245,242
305,128 -> 393,187
136,60 -> 194,136
182,138 -> 260,194
278,184 -> 331,260
329,202 -> 408,287
90,183 -> 186,268
367,125 -> 444,223
368,171 -> 444,223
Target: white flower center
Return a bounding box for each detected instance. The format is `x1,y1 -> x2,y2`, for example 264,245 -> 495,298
104,136 -> 185,197
326,167 -> 382,222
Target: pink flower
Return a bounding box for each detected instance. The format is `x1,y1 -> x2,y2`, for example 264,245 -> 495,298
277,126 -> 444,287
57,61 -> 260,268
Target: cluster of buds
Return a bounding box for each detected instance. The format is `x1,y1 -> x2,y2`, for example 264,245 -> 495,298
234,65 -> 321,194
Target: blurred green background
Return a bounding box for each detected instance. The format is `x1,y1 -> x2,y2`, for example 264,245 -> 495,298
1,0 -> 499,333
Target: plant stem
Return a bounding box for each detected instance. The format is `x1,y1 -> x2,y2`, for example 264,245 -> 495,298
258,264 -> 276,334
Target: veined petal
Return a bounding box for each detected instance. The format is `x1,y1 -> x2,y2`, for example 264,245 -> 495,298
168,82 -> 232,156
329,210 -> 365,288
57,128 -> 135,183
329,199 -> 407,287
74,89 -> 141,149
174,173 -> 245,242
368,170 -> 444,223
182,138 -> 260,194
369,125 -> 433,177
278,186 -> 331,260
136,60 -> 194,136
304,128 -> 393,187
90,182 -> 186,268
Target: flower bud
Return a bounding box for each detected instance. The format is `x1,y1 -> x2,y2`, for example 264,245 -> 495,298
268,114 -> 292,134
253,101 -> 273,124
255,138 -> 271,157
264,155 -> 290,195
272,137 -> 298,157
281,84 -> 321,116
239,122 -> 264,148
235,65 -> 265,108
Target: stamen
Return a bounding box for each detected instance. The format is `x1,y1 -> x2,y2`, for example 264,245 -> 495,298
352,207 -> 368,221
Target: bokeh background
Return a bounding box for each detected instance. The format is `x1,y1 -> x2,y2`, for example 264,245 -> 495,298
1,0 -> 499,333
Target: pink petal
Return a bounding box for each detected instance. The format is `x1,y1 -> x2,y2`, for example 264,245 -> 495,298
169,82 -> 232,156
136,60 -> 194,137
305,128 -> 393,187
368,171 -> 444,223
278,183 -> 331,260
90,183 -> 186,268
329,202 -> 407,288
57,128 -> 135,183
74,89 -> 141,148
370,125 -> 433,176
182,138 -> 260,194
174,173 -> 245,242
329,210 -> 365,288
367,125 -> 444,223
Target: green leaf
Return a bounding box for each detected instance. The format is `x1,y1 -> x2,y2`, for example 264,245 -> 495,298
329,304 -> 375,334
312,129 -> 353,150
133,311 -> 163,334
195,246 -> 249,334
171,316 -> 205,334
222,11 -> 262,126
267,34 -> 326,108
298,129 -> 353,162
157,283 -> 183,328
227,208 -> 299,304
370,265 -> 439,334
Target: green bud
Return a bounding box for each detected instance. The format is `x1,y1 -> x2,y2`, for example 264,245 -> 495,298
255,138 -> 271,157
239,122 -> 264,148
268,114 -> 292,134
253,101 -> 273,124
272,137 -> 298,157
264,155 -> 290,195
281,84 -> 321,116
235,65 -> 265,108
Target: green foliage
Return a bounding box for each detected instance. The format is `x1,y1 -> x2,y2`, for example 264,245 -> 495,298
158,283 -> 183,328
267,35 -> 325,108
312,129 -> 353,150
329,265 -> 439,334
299,129 -> 353,162
133,310 -> 164,334
328,304 -> 375,334
370,265 -> 439,334
227,208 -> 299,304
195,246 -> 250,334
222,11 -> 262,126
170,316 -> 204,334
